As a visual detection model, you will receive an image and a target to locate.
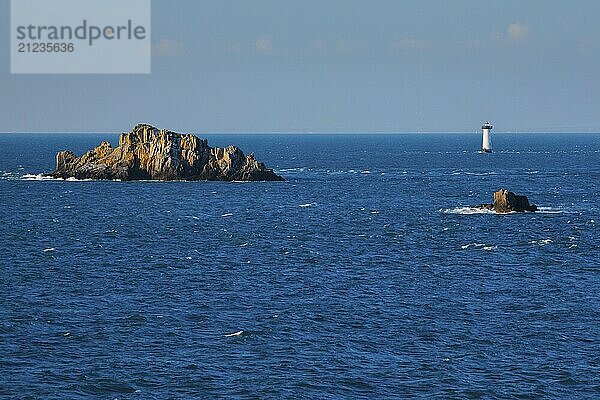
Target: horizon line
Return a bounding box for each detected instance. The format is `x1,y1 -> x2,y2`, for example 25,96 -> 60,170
1,130 -> 600,135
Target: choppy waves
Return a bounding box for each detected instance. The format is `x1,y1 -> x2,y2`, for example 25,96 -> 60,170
2,134 -> 600,399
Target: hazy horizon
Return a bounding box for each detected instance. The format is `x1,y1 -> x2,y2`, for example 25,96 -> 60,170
2,129 -> 599,135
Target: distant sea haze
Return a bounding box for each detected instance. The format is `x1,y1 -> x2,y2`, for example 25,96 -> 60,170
1,133 -> 599,398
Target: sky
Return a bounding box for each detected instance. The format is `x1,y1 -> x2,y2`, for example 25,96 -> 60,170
1,0 -> 600,133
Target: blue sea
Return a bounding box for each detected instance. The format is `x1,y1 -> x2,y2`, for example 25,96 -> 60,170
1,133 -> 599,399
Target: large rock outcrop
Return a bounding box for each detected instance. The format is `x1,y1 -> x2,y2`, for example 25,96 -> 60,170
52,124 -> 284,181
476,189 -> 537,213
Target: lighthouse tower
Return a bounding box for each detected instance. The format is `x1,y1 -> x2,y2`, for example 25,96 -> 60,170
481,122 -> 493,153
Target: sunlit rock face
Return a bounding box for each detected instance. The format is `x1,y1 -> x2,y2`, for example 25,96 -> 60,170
52,124 -> 284,182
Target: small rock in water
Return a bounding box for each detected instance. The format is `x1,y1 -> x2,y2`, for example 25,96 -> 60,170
474,189 -> 538,213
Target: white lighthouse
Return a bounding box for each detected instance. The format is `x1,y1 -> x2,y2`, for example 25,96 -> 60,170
481,121 -> 493,153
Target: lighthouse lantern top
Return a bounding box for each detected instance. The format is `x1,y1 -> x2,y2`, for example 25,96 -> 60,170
482,122 -> 493,130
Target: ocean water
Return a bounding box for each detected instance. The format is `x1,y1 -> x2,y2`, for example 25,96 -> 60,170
1,133 -> 599,399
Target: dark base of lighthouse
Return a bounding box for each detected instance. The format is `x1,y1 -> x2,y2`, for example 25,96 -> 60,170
481,148 -> 492,153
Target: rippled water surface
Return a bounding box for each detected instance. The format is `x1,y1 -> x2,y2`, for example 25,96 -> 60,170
1,133 -> 599,398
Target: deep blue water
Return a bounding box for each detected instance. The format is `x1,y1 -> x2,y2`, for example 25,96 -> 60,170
1,133 -> 599,399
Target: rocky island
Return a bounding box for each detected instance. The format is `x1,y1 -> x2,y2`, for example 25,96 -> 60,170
51,124 -> 284,181
476,189 -> 538,213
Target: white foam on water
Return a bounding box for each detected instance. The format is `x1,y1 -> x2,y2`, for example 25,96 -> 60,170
464,172 -> 498,176
299,203 -> 316,208
43,248 -> 55,252
461,243 -> 487,250
536,207 -> 563,214
221,213 -> 233,217
65,177 -> 94,182
462,243 -> 496,251
22,174 -> 58,181
1,171 -> 22,180
279,167 -> 306,172
442,206 -> 559,216
224,330 -> 244,337
441,207 -> 495,215
449,170 -> 499,176
531,239 -> 553,246
22,174 -> 102,182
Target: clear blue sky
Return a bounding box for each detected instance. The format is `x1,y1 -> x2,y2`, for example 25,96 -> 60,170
1,0 -> 600,133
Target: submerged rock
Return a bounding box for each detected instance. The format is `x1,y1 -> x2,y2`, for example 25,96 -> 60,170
52,124 -> 284,181
476,189 -> 537,213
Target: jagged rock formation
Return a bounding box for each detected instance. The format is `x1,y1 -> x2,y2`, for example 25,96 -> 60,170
52,124 -> 284,181
476,189 -> 537,213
